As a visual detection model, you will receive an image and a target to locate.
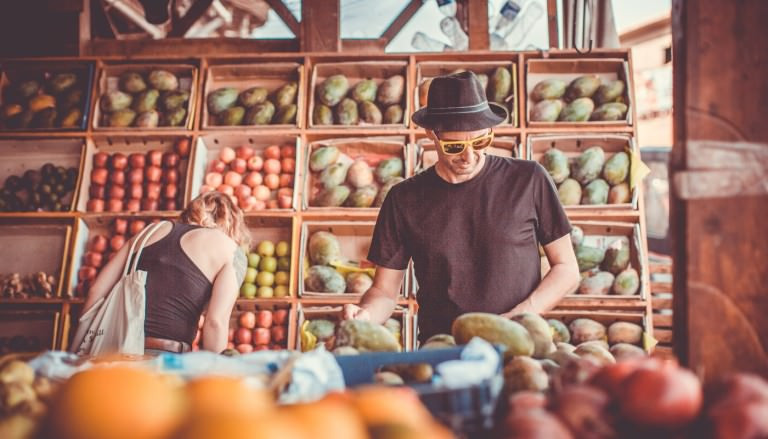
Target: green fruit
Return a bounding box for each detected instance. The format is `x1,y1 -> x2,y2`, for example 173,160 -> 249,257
582,179 -> 609,205
345,185 -> 378,208
257,240 -> 275,257
240,283 -> 257,299
575,245 -> 606,272
613,268 -> 640,295
571,146 -> 606,185
569,318 -> 606,345
346,160 -> 374,188
274,285 -> 289,298
346,272 -> 373,294
607,321 -> 643,345
601,241 -> 630,274
574,343 -> 615,366
308,231 -> 341,265
374,158 -> 403,184
273,82 -> 298,109
383,105 -> 403,124
510,313 -> 554,358
335,320 -> 400,352
244,101 -> 275,125
547,319 -> 570,344
256,271 -> 275,287
244,267 -> 258,284
565,75 -> 601,101
60,108 -> 82,128
100,91 -> 132,112
374,177 -> 403,207
163,107 -> 187,127
558,178 -> 582,206
359,101 -> 383,124
162,90 -> 190,111
276,241 -> 290,257
603,151 -> 630,185
530,99 -> 563,122
257,286 -> 274,298
475,73 -> 489,91
309,146 -> 340,172
540,148 -> 570,183
108,108 -> 136,127
238,87 -> 268,108
452,312 -> 535,356
132,89 -> 159,113
277,256 -> 290,271
608,182 -> 631,204
48,73 -> 77,94
319,162 -> 349,189
376,75 -> 405,106
119,72 -> 147,94
207,87 -> 239,115
610,343 -> 646,360
275,271 -> 289,286
578,271 -> 615,295
351,79 -> 377,103
593,79 -> 625,105
559,97 -> 595,122
530,79 -> 567,102
272,104 -> 297,125
318,74 -> 349,106
148,70 -> 179,91
134,110 -> 159,128
487,67 -> 512,104
248,253 -> 261,268
590,102 -> 628,121
313,104 -> 333,125
503,356 -> 549,392
570,226 -> 584,247
335,98 -> 359,125
307,319 -> 336,341
305,265 -> 346,293
259,256 -> 277,273
217,106 -> 245,126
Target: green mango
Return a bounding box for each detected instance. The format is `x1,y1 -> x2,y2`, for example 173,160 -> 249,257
347,160 -> 374,188
593,79 -> 625,105
383,104 -> 403,124
590,102 -> 628,121
306,319 -> 336,341
530,79 -> 567,102
108,108 -> 136,127
132,89 -> 159,113
238,87 -> 268,108
376,75 -> 405,106
557,178 -> 582,206
452,313 -> 534,356
335,98 -> 359,125
207,87 -> 239,115
570,226 -> 584,247
313,185 -> 351,207
374,177 -> 403,207
613,268 -> 640,295
487,67 -> 512,104
47,73 -> 77,94
32,107 -> 57,129
17,80 -> 40,99
163,107 -> 187,127
119,72 -> 147,94
346,272 -> 374,294
148,70 -> 179,91
336,320 -> 401,352
603,151 -> 630,185
313,104 -> 333,125
601,241 -> 630,274
476,73 -> 489,91
375,158 -> 404,184
548,319 -> 570,344
578,271 -> 615,295
530,99 -> 563,122
351,79 -> 378,103
217,106 -> 245,126
575,245 -> 606,272
510,313 -> 554,358
345,185 -> 378,208
318,74 -> 349,106
162,90 -> 189,111
581,179 -> 609,205
608,182 -> 631,204
100,91 -> 132,112
319,162 -> 349,189
305,265 -> 346,294
608,322 -> 643,346
274,82 -> 298,109
134,110 -> 159,128
565,75 -> 601,101
244,101 -> 275,125
558,97 -> 595,122
309,146 -> 340,172
273,104 -> 297,125
540,148 -> 570,183
571,146 -> 606,185
60,108 -> 82,128
308,231 -> 342,265
569,318 -> 607,346
359,101 -> 383,124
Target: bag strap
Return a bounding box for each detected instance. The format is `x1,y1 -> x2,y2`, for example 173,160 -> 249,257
122,221 -> 169,276
121,222 -> 156,277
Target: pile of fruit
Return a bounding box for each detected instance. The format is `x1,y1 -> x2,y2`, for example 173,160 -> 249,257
572,226 -> 640,296
313,73 -> 405,126
418,66 -> 515,123
304,231 -> 374,295
98,69 -> 191,128
307,145 -> 404,208
0,359 -> 59,437
529,75 -> 628,122
86,138 -> 189,213
240,240 -> 291,299
301,314 -> 402,353
226,308 -> 290,353
1,163 -> 78,212
200,144 -> 294,211
0,272 -> 57,299
540,145 -> 632,206
0,70 -> 88,130
206,81 -> 298,126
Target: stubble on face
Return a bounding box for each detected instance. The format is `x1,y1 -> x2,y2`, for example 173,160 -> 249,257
430,129 -> 488,182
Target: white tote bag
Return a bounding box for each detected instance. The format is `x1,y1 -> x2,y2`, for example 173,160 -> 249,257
70,221 -> 167,356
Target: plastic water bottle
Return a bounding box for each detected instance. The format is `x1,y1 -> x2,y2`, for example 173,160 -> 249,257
503,1 -> 545,48
440,16 -> 468,51
490,32 -> 509,51
494,0 -> 525,36
436,0 -> 457,17
411,31 -> 448,52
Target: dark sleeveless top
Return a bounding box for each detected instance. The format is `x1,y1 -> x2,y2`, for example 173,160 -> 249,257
138,222 -> 213,345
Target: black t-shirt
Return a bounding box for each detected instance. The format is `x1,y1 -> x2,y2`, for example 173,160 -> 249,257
368,155 -> 572,342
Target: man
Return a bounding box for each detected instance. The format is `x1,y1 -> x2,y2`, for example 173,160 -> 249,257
343,71 -> 580,343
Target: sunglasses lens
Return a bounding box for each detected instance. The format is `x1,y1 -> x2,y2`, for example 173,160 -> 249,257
472,136 -> 493,150
443,143 -> 465,154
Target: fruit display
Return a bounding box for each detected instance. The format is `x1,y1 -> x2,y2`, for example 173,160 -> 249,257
528,75 -> 629,122
240,239 -> 292,299
305,142 -> 405,208
570,224 -> 643,297
206,79 -> 299,126
84,138 -> 189,213
312,66 -> 406,126
0,65 -> 91,130
223,307 -> 292,353
302,228 -> 377,296
0,359 -> 60,437
0,163 -> 78,212
96,67 -> 194,128
300,308 -> 405,352
0,272 -> 57,299
199,143 -> 295,211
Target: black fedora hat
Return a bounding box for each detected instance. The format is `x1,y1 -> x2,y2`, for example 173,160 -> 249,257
412,71 -> 508,132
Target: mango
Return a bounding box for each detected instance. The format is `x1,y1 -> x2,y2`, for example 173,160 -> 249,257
345,185 -> 378,208
548,319 -> 570,344
374,177 -> 403,207
610,343 -> 646,361
452,312 -> 535,356
313,185 -> 351,207
108,108 -> 136,127
305,265 -> 346,293
207,87 -> 239,115
571,146 -> 605,184
318,74 -> 349,106
309,146 -> 340,172
590,102 -> 628,121
384,318 -> 401,337
351,79 -> 378,103
47,73 -> 77,94
574,342 -> 615,366
119,72 -> 147,94
333,346 -> 360,355
60,108 -> 82,128
608,182 -> 631,204
375,157 -> 404,184
593,79 -> 625,105
346,160 -> 374,188
487,67 -> 512,104
530,99 -> 563,122
575,245 -> 605,272
17,80 -> 40,99
134,110 -> 159,128
148,70 -> 178,91
335,320 -> 401,352
244,101 -> 275,125
559,97 -> 595,122
612,268 -> 640,296
603,151 -> 630,185
217,106 -> 245,126
359,101 -> 383,125
374,371 -> 404,385
425,334 -> 455,345
273,104 -> 297,125
511,313 -> 555,358
377,74 -> 405,106
273,82 -> 298,108
557,178 -> 582,206
547,345 -> 580,366
308,231 -> 341,265
164,107 -> 187,127
319,162 -> 349,189
313,104 -> 333,125
540,148 -> 570,183
306,319 -> 336,341
601,241 -> 630,274
346,272 -> 373,295
63,89 -> 84,108
334,98 -> 358,125
530,79 -> 567,102
570,226 -> 584,247
162,90 -> 189,111
28,94 -> 56,112
383,104 -> 403,124
569,318 -> 606,345
504,356 -> 549,392
582,179 -> 609,205
607,321 -> 643,346
565,75 -> 601,101
418,78 -> 433,107
132,89 -> 159,113
237,87 -> 268,108
100,90 -> 132,113
32,107 -> 57,128
578,271 -> 615,295
472,72 -> 487,90
381,363 -> 432,383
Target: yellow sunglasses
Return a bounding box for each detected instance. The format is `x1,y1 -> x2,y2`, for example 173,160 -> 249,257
436,131 -> 494,155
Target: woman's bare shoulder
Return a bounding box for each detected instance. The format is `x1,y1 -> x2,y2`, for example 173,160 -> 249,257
187,226 -> 238,251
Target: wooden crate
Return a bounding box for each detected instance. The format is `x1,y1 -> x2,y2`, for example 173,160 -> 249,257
201,62 -> 305,130
525,58 -> 633,127
0,60 -> 94,132
75,135 -> 192,213
91,62 -> 198,131
295,304 -> 412,352
415,60 -> 518,127
309,61 -> 409,128
302,136 -> 409,211
188,133 -> 300,211
527,133 -> 639,210
243,216 -> 297,298
229,300 -> 296,350
0,137 -> 85,213
413,135 -> 520,172
544,309 -> 655,353
0,309 -> 60,353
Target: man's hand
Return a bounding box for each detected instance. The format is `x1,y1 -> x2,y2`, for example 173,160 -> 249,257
342,304 -> 371,321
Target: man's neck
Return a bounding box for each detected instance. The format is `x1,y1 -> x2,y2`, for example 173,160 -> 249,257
434,154 -> 487,184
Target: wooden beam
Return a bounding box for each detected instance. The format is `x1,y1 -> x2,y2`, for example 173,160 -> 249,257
168,0 -> 214,37
548,0 -> 559,48
381,0 -> 422,44
466,0 -> 489,50
87,38 -> 298,57
79,0 -> 92,55
341,39 -> 387,53
301,0 -> 340,52
264,0 -> 300,37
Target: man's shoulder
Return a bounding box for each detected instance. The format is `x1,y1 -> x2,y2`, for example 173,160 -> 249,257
486,155 -> 541,176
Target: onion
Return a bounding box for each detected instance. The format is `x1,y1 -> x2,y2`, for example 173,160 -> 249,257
550,385 -> 616,439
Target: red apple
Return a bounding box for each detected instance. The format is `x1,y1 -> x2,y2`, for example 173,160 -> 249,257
113,218 -> 128,235
217,184 -> 234,196
264,174 -> 279,190
162,152 -> 180,169
270,326 -> 286,343
87,198 -> 104,212
264,145 -> 281,160
147,150 -> 163,167
278,194 -> 293,209
91,168 -> 108,186
236,344 -> 253,354
110,153 -> 128,170
127,168 -> 144,184
141,198 -> 158,211
231,158 -> 247,175
84,251 -> 103,268
108,185 -> 125,200
244,172 -> 263,188
235,327 -> 252,345
199,184 -> 215,194
128,153 -> 145,169
110,234 -> 126,251
266,199 -> 278,209
256,310 -> 273,328
239,311 -> 256,329
281,158 -> 295,174
247,156 -> 263,172
224,171 -> 243,187
78,266 -> 97,281
107,199 -> 123,212
252,200 -> 267,211
89,184 -> 106,199
175,138 -> 191,158
252,328 -> 271,346
228,327 -> 235,342
129,220 -> 146,236
263,159 -> 281,175
234,184 -> 251,200
279,173 -> 293,188
163,183 -> 178,200
126,199 -> 141,212
253,185 -> 270,201
240,196 -> 257,212
254,345 -> 270,352
209,159 -> 227,173
129,183 -> 143,200
164,168 -> 179,184
109,171 -> 125,186
145,166 -> 162,183
273,309 -> 288,325
280,145 -> 295,158
93,152 -> 109,168
163,200 -> 177,210
236,145 -> 255,160
89,235 -> 108,253
75,282 -> 88,297
219,147 -> 236,164
145,182 -> 161,201
226,342 -> 235,350
205,172 -> 223,188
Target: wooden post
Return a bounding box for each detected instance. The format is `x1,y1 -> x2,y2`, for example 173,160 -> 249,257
301,0 -> 340,52
671,0 -> 768,380
466,0 -> 490,50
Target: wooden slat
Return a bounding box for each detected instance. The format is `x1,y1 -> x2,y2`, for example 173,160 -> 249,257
87,38 -> 298,57
650,263 -> 673,274
381,0 -> 422,44
466,0 -> 490,50
653,313 -> 673,328
654,328 -> 673,344
651,281 -> 673,294
653,297 -> 673,310
547,0 -> 559,48
340,39 -> 387,53
652,345 -> 675,359
301,0 -> 340,52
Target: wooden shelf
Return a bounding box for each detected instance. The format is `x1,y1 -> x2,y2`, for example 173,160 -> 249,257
0,297 -> 82,304
235,298 -> 294,305
0,212 -> 78,219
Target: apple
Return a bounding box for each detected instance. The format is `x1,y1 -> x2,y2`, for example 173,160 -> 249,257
164,168 -> 179,184
107,199 -> 123,212
263,159 -> 281,175
128,153 -> 145,169
78,266 -> 97,281
280,145 -> 295,159
89,235 -> 108,253
113,218 -> 128,235
266,200 -> 279,209
110,234 -> 126,251
224,171 -> 243,187
93,152 -> 109,168
240,196 -> 257,212
278,194 -> 293,209
205,172 -> 223,188
141,198 -> 158,211
236,145 -> 255,160
240,283 -> 257,299
109,171 -> 125,186
244,267 -> 258,284
254,345 -> 270,352
263,174 -> 279,190
87,198 -> 104,212
272,309 -> 288,326
175,138 -> 191,158
129,183 -> 143,200
257,286 -> 274,298
91,168 -> 108,186
163,200 -> 177,210
209,159 -> 227,174
234,184 -> 251,200
274,285 -> 289,298
244,172 -> 263,188
217,184 -> 234,196
129,220 -> 146,236
247,253 -> 260,268
163,183 -> 178,200
264,145 -> 281,160
252,327 -> 271,345
228,327 -> 235,342
84,251 -> 103,268
235,327 -> 252,345
108,185 -> 125,200
253,200 -> 267,210
127,168 -> 144,184
270,326 -> 286,343
162,152 -> 180,169
89,184 -> 106,199
247,156 -> 263,171
126,199 -> 141,212
236,343 -> 253,354
145,166 -> 162,183
231,158 -> 247,174
281,158 -> 295,174
253,185 -> 270,201
238,311 -> 256,329
145,182 -> 161,201
147,150 -> 163,167
110,153 -> 128,170
256,310 -> 273,328
219,146 -> 236,164
199,184 -> 215,194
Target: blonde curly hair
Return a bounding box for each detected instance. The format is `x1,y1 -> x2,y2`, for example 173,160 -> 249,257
180,191 -> 251,248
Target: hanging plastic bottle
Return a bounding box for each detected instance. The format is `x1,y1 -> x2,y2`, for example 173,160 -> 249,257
436,0 -> 457,17
494,0 -> 525,36
440,16 -> 468,51
490,32 -> 509,51
503,1 -> 545,48
412,31 -> 448,52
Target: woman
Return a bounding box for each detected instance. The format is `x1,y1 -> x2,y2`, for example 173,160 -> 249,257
82,191 -> 250,353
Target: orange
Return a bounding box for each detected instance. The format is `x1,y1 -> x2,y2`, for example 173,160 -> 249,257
284,394 -> 368,439
185,375 -> 273,418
